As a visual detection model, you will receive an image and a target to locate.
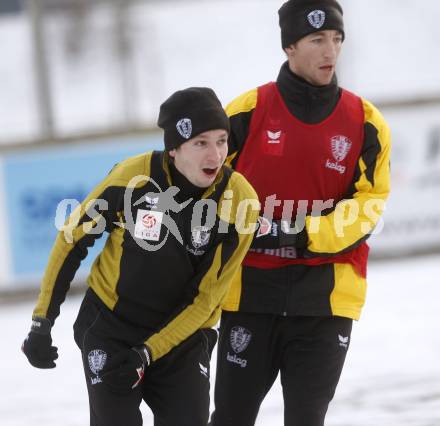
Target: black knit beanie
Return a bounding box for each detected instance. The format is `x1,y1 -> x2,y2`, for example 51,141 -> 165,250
278,0 -> 344,49
158,87 -> 230,151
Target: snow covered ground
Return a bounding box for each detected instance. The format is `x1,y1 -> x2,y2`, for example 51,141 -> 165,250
1,255 -> 439,426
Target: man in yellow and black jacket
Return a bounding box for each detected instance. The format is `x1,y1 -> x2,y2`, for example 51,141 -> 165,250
22,87 -> 259,426
211,1 -> 391,425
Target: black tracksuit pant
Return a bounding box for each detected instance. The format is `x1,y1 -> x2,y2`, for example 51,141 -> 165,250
211,311 -> 352,426
73,292 -> 217,426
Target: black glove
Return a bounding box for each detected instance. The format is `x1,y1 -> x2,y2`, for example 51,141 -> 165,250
22,317 -> 58,369
101,345 -> 151,393
251,217 -> 308,250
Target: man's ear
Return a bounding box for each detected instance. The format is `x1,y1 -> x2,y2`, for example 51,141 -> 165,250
284,44 -> 296,59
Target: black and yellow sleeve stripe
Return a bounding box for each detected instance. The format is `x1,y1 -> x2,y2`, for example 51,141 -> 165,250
32,153 -> 150,324
145,172 -> 259,361
305,99 -> 391,255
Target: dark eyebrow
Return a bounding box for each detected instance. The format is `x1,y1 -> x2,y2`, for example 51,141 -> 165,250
214,131 -> 228,141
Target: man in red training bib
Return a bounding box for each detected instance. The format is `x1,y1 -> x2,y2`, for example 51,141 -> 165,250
211,1 -> 391,425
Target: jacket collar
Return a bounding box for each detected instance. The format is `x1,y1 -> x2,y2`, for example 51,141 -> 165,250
276,61 -> 341,124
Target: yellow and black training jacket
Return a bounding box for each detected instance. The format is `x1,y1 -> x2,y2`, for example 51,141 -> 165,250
221,62 -> 391,320
33,150 -> 258,361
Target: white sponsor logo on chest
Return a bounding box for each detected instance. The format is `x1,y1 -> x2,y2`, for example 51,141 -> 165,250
267,130 -> 282,144
191,225 -> 211,248
134,209 -> 163,241
145,195 -> 159,209
325,135 -> 352,174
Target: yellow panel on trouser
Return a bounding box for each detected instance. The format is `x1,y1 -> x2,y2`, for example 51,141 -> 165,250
221,265 -> 243,312
330,263 -> 366,320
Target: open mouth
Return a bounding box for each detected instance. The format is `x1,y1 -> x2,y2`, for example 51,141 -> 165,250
202,167 -> 218,176
320,65 -> 333,71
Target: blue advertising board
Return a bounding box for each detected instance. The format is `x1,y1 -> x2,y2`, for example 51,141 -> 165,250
2,134 -> 162,282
